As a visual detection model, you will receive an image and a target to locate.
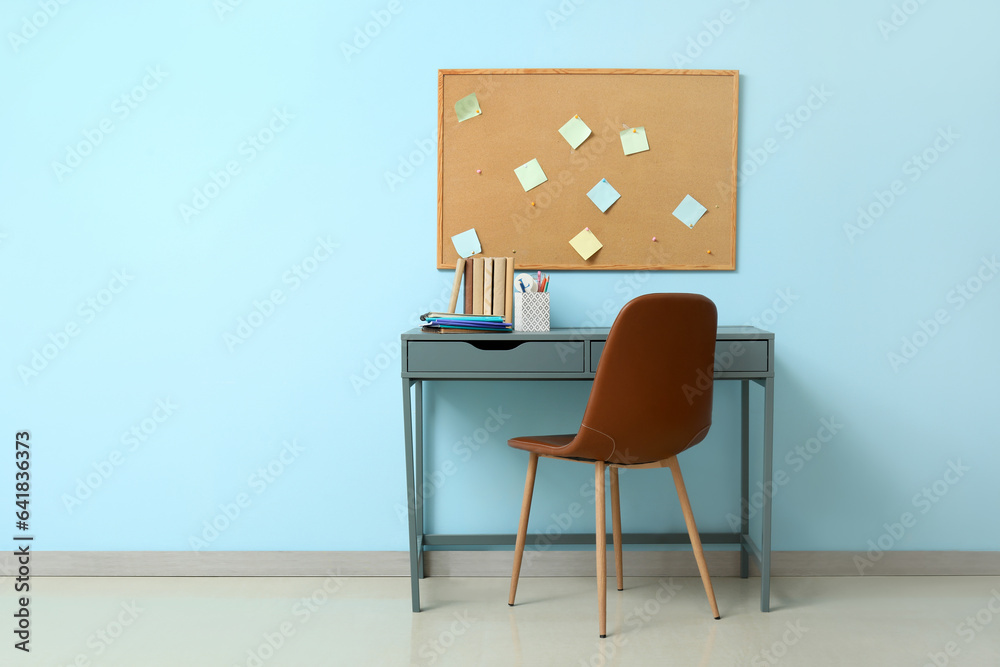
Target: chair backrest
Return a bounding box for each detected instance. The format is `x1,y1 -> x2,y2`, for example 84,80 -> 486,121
578,293 -> 717,465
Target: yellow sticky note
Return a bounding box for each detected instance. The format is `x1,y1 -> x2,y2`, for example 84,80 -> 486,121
569,228 -> 603,260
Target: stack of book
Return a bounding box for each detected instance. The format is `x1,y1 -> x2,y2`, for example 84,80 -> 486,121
420,313 -> 513,333
419,255 -> 516,333
465,257 -> 515,322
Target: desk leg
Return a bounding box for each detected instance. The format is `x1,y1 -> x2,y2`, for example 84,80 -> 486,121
740,380 -> 750,580
415,381 -> 424,580
761,377 -> 774,612
402,379 -> 421,612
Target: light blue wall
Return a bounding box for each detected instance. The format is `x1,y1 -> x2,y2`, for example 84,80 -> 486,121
2,1 -> 998,554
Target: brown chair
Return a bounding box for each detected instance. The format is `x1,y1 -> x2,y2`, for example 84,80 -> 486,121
506,293 -> 720,637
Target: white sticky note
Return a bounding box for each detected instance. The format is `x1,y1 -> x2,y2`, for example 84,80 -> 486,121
673,195 -> 707,228
514,158 -> 547,192
451,228 -> 482,258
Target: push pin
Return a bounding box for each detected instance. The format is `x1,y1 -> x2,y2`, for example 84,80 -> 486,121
585,227 -> 590,231
706,250 -> 712,254
476,169 -> 482,174
652,236 -> 657,242
575,114 -> 579,118
531,202 -> 535,206
632,128 -> 637,133
476,109 -> 481,114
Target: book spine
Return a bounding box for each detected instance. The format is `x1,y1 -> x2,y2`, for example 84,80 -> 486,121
504,256 -> 514,324
483,257 -> 494,314
448,258 -> 465,314
472,257 -> 484,315
492,257 -> 506,317
463,256 -> 474,315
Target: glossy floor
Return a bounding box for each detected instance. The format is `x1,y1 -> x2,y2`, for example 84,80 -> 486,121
22,575 -> 1000,666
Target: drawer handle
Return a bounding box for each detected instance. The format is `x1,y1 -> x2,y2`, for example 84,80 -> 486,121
467,340 -> 526,351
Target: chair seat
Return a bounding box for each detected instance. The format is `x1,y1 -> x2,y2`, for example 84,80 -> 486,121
507,434 -> 578,457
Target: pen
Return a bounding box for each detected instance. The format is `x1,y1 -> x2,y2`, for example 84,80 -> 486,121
519,279 -> 527,293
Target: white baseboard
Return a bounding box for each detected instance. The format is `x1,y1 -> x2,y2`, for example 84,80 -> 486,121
1,551 -> 998,577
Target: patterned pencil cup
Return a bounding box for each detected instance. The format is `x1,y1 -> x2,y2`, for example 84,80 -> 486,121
514,292 -> 550,332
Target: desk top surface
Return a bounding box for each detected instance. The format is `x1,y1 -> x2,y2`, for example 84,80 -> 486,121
402,325 -> 773,341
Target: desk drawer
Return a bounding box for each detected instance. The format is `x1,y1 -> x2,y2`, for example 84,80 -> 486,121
408,340 -> 584,373
590,339 -> 768,374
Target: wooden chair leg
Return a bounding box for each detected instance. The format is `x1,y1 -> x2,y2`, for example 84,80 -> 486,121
595,461 -> 607,638
666,456 -> 721,620
509,453 -> 538,606
609,467 -> 623,591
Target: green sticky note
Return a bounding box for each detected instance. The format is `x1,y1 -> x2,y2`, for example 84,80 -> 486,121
455,93 -> 482,122
558,115 -> 592,149
514,158 -> 547,192
620,127 -> 649,155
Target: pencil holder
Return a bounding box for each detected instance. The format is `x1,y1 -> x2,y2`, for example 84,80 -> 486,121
514,292 -> 550,332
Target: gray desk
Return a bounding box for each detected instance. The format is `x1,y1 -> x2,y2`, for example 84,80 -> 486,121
401,326 -> 775,612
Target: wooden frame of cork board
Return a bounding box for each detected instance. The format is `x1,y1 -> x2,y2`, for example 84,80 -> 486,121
437,68 -> 739,270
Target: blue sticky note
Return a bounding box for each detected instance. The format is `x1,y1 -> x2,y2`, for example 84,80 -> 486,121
587,178 -> 621,213
451,228 -> 482,258
673,195 -> 707,228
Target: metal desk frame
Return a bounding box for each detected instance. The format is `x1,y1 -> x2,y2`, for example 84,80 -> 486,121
400,326 -> 774,612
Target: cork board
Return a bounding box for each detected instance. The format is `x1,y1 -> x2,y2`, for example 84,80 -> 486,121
437,69 -> 739,270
